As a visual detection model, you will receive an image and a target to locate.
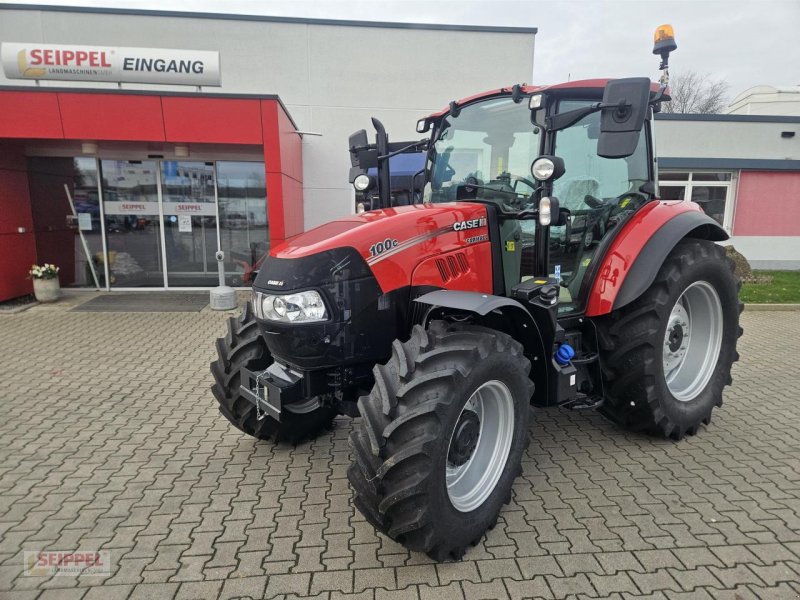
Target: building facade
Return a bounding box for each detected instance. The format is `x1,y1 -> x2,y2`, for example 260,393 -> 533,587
0,5 -> 536,300
654,113 -> 800,269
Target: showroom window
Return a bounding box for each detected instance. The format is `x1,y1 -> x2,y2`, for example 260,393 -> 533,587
28,156 -> 269,289
216,162 -> 269,286
659,171 -> 737,231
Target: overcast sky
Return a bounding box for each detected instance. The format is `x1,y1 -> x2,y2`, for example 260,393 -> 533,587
4,0 -> 799,101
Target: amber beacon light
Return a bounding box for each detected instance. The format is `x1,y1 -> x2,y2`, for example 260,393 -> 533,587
653,24 -> 677,56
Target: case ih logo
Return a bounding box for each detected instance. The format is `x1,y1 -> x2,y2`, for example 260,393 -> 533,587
1,42 -> 221,86
453,217 -> 487,232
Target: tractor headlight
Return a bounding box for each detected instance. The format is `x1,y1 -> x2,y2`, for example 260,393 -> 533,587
353,174 -> 372,192
531,157 -> 555,181
253,290 -> 328,323
530,155 -> 565,182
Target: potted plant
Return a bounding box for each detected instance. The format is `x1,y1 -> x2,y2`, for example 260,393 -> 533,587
29,263 -> 61,302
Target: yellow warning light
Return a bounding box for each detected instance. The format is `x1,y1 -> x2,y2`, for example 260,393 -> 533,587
653,24 -> 677,56
654,24 -> 674,44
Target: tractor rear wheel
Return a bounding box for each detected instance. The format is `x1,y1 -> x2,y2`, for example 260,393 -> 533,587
211,302 -> 337,443
348,321 -> 533,561
596,239 -> 742,439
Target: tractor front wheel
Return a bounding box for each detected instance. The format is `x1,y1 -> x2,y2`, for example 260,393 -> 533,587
596,239 -> 742,439
348,321 -> 533,561
211,302 -> 337,443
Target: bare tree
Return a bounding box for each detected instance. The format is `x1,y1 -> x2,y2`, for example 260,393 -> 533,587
663,70 -> 730,114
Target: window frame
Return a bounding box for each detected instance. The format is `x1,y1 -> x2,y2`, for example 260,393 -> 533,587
658,170 -> 738,232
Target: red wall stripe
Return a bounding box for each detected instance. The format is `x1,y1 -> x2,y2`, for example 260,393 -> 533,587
0,91 -> 63,138
162,97 -> 262,144
58,93 -> 166,141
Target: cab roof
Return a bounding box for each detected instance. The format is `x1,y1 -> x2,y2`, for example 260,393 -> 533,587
426,78 -> 666,119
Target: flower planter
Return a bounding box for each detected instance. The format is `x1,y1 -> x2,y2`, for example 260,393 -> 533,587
32,278 -> 60,303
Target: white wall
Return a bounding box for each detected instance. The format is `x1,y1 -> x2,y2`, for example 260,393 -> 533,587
0,8 -> 536,230
724,237 -> 800,270
655,118 -> 800,160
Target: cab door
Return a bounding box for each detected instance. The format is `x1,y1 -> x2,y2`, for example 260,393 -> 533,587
549,100 -> 652,313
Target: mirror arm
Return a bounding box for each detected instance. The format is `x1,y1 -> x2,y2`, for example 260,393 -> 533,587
350,143 -> 375,155
377,138 -> 429,162
546,103 -> 602,132
547,98 -> 643,133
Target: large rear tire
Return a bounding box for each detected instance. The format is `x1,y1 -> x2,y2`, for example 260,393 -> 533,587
348,321 -> 533,561
595,239 -> 742,439
211,302 -> 337,443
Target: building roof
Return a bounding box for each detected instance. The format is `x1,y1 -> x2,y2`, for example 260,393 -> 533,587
730,85 -> 800,104
0,4 -> 538,34
726,85 -> 800,116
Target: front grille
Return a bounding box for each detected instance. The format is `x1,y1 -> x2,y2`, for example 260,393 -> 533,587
435,252 -> 470,282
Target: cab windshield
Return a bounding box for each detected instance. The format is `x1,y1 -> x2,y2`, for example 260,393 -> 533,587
424,97 -> 542,213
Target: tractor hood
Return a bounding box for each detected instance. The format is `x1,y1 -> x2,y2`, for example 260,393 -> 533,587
251,201 -> 494,370
260,202 -> 491,294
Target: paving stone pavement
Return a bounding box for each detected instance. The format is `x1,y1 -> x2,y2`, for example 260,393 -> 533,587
1,303 -> 799,600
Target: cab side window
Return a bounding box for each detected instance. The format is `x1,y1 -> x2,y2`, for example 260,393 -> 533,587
549,100 -> 650,313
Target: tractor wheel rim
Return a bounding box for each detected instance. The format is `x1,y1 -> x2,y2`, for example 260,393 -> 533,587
662,280 -> 723,402
446,380 -> 515,513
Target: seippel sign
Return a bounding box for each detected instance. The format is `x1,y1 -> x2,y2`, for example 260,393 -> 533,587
1,42 -> 220,86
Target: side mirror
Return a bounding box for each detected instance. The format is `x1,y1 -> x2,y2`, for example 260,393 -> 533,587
597,78 -> 651,159
348,129 -> 369,167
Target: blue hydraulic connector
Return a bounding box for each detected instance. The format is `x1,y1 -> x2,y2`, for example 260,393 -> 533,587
554,343 -> 575,366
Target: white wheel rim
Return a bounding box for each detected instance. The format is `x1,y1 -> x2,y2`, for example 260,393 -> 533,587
446,380 -> 515,513
662,280 -> 723,402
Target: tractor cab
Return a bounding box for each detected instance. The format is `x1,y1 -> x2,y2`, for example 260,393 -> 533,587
419,80 -> 656,313
350,75 -> 660,315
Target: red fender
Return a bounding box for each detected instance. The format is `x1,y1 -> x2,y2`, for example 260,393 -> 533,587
585,201 -> 711,317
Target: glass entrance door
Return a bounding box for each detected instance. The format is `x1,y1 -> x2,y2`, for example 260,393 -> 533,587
99,158 -> 267,289
100,160 -> 164,287
160,161 -> 218,286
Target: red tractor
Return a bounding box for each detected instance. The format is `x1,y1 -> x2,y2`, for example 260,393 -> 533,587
211,26 -> 741,561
